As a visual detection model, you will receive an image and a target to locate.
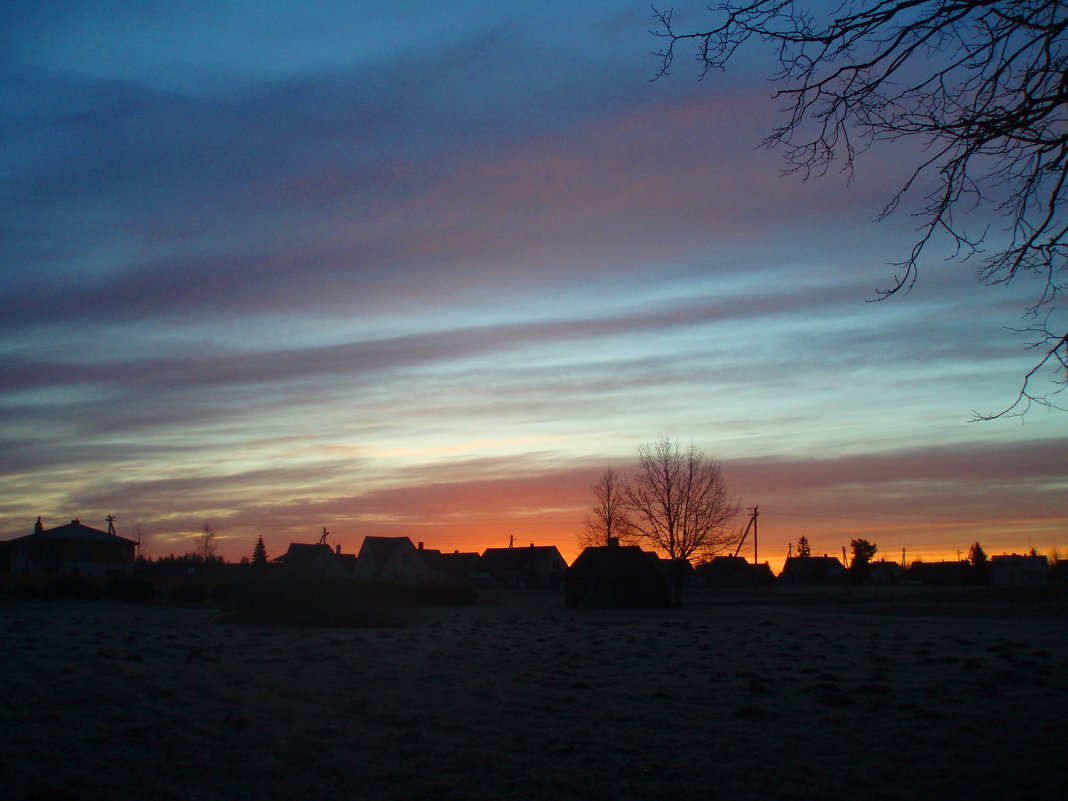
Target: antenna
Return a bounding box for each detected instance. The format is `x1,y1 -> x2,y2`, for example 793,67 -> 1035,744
106,514 -> 117,536
318,527 -> 329,546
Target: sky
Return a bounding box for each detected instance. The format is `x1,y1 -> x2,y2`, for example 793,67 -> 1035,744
2,1 -> 1065,569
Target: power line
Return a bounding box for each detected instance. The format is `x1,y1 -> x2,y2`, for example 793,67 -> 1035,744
760,506 -> 982,524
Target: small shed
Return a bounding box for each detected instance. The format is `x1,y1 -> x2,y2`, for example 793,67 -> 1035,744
565,541 -> 672,607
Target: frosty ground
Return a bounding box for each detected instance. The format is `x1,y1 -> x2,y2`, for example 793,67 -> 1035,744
2,589 -> 1065,801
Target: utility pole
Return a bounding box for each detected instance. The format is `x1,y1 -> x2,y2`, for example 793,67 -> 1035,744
733,506 -> 760,563
752,506 -> 758,564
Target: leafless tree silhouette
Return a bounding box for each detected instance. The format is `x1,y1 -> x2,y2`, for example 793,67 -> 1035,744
653,1 -> 1068,418
627,436 -> 740,561
580,466 -> 636,548
199,523 -> 218,562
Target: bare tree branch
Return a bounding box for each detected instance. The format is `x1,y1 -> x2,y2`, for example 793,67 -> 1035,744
653,1 -> 1068,417
580,465 -> 637,549
626,436 -> 740,561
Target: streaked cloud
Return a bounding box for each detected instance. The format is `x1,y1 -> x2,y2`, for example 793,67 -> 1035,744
1,2 -> 1064,563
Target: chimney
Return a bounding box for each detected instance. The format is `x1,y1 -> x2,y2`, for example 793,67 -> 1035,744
529,543 -> 534,548
34,516 -> 44,535
608,537 -> 619,548
418,541 -> 424,551
335,544 -> 341,556
72,518 -> 80,525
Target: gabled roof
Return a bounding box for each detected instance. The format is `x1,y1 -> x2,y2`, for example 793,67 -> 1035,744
695,555 -> 752,576
779,555 -> 846,583
480,545 -> 566,570
567,544 -> 664,581
8,519 -> 137,546
357,536 -> 418,564
274,542 -> 335,565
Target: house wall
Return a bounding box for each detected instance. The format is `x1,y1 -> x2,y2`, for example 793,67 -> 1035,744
991,555 -> 1049,586
11,540 -> 134,576
381,547 -> 433,582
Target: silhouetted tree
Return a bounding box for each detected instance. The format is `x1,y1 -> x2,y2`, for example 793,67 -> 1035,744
626,436 -> 740,562
796,535 -> 811,558
968,541 -> 990,584
199,523 -> 218,562
967,541 -> 988,566
849,538 -> 878,582
252,535 -> 268,567
653,1 -> 1068,418
580,466 -> 635,549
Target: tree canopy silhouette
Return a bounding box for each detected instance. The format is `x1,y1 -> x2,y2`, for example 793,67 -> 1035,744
653,1 -> 1068,418
581,466 -> 636,549
849,538 -> 878,581
252,535 -> 268,567
968,540 -> 991,583
626,436 -> 740,561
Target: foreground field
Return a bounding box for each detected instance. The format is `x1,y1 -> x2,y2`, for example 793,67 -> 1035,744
2,590 -> 1066,800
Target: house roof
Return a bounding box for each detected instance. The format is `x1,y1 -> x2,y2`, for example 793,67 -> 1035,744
567,544 -> 665,581
7,519 -> 137,546
480,545 -> 566,571
779,555 -> 846,582
357,536 -> 417,564
991,553 -> 1049,564
273,542 -> 336,566
695,555 -> 754,577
